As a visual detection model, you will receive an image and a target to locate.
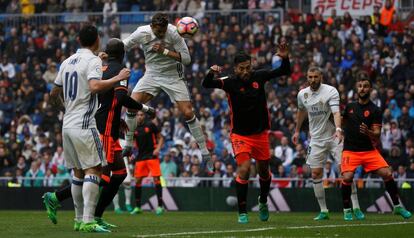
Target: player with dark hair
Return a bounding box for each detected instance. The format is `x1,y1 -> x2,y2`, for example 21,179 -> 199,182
43,38 -> 154,230
202,42 -> 291,223
341,72 -> 411,221
122,13 -> 213,171
130,111 -> 165,215
49,26 -> 131,232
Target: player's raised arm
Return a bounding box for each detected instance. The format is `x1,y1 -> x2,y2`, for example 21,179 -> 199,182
257,41 -> 291,81
202,65 -> 226,89
114,87 -> 155,117
151,30 -> 191,65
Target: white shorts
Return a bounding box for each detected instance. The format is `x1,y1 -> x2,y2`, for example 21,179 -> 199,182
63,128 -> 107,170
132,73 -> 190,102
306,139 -> 342,169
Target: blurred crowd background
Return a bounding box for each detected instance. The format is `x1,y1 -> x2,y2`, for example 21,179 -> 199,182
0,0 -> 413,188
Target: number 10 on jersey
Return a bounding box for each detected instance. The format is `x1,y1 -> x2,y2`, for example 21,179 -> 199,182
65,71 -> 78,101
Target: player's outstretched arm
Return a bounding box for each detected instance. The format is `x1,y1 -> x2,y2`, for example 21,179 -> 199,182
89,68 -> 130,94
152,42 -> 191,65
202,65 -> 224,89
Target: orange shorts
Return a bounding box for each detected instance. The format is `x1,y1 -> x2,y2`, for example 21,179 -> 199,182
230,131 -> 270,163
134,159 -> 161,177
100,135 -> 122,164
341,150 -> 389,173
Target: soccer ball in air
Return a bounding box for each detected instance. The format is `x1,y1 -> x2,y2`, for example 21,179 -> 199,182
176,17 -> 199,38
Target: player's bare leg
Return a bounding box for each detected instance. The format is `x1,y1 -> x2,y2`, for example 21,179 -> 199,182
235,153 -> 251,224
153,176 -> 164,215
338,165 -> 364,220
376,167 -> 412,219
131,176 -> 144,215
311,167 -> 329,220
341,171 -> 355,221
176,100 -> 212,171
95,151 -> 127,229
256,160 -> 271,221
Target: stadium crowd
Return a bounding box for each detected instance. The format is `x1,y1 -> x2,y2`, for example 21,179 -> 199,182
0,1 -> 414,188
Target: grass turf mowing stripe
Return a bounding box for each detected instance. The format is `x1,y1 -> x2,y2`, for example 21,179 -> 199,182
134,221 -> 414,237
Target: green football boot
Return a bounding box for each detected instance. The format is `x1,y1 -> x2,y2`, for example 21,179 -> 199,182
74,221 -> 82,231
353,208 -> 365,220
258,196 -> 269,221
95,217 -> 117,229
343,208 -> 353,221
155,207 -> 165,215
238,213 -> 249,224
394,205 -> 412,219
42,192 -> 60,224
79,222 -> 110,233
130,207 -> 143,215
313,211 -> 329,221
126,204 -> 134,213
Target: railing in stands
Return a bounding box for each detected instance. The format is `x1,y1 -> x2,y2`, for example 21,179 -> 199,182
0,9 -> 284,29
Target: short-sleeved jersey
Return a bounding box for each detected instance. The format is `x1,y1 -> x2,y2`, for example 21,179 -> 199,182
95,60 -> 128,139
134,122 -> 159,161
297,84 -> 340,141
343,101 -> 382,151
54,49 -> 103,129
123,24 -> 190,77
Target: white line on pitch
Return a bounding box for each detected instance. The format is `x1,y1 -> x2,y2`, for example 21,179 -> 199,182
133,221 -> 414,237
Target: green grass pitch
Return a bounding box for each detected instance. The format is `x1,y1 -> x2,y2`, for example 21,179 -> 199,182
0,211 -> 413,237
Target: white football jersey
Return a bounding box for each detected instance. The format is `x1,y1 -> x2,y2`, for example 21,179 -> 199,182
123,24 -> 191,77
297,84 -> 340,141
54,48 -> 103,129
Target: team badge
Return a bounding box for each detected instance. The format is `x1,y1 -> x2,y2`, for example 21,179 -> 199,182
145,127 -> 150,133
364,110 -> 370,117
304,93 -> 308,99
240,87 -> 245,92
252,82 -> 259,89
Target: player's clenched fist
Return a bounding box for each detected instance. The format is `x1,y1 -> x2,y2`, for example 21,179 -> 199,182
117,68 -> 131,80
209,65 -> 222,74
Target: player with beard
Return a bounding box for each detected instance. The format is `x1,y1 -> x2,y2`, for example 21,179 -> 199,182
293,67 -> 363,220
340,72 -> 411,220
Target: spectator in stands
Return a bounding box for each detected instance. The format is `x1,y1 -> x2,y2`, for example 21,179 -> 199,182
222,164 -> 235,187
161,154 -> 177,178
274,136 -> 293,170
23,160 -> 44,187
103,0 -> 118,25
53,164 -> 70,186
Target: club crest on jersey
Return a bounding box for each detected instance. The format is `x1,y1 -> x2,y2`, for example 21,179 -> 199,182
252,82 -> 259,89
240,87 -> 245,92
364,110 -> 370,117
304,93 -> 308,99
349,109 -> 354,114
145,127 -> 150,133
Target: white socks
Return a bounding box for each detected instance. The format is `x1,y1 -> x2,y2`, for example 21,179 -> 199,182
124,185 -> 132,206
186,116 -> 208,154
71,177 -> 84,222
113,193 -> 120,210
82,174 -> 100,223
351,182 -> 360,210
313,179 -> 328,212
125,112 -> 137,146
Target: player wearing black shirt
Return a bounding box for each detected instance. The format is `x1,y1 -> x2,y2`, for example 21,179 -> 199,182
130,111 -> 164,215
202,43 -> 290,224
341,72 -> 411,220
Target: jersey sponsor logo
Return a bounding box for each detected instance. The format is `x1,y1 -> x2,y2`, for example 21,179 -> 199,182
364,110 -> 370,117
252,82 -> 259,89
